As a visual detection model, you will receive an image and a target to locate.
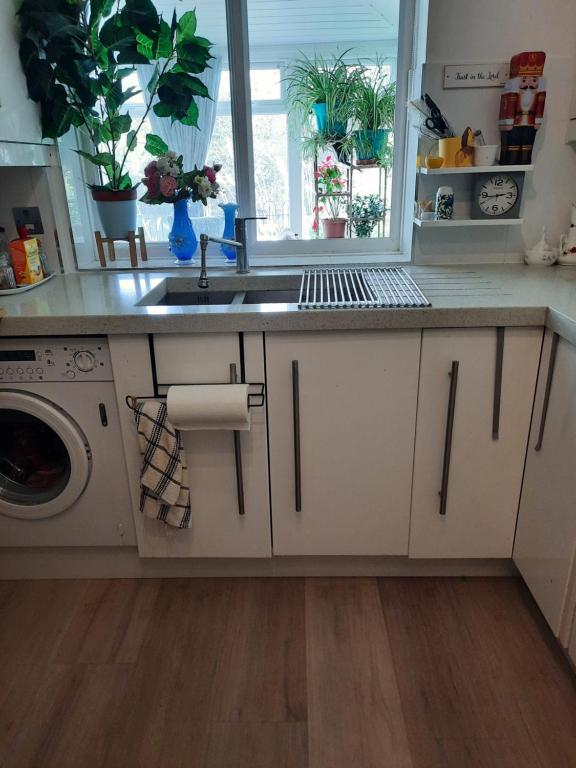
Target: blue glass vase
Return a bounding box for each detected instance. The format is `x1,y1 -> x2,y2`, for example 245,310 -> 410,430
169,198 -> 198,263
219,202 -> 240,261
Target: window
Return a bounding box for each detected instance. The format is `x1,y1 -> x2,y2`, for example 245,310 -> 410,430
65,0 -> 414,268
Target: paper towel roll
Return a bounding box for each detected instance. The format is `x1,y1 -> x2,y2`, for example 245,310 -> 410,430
167,384 -> 251,431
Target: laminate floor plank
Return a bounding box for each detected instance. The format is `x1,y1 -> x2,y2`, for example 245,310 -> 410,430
203,723 -> 308,768
208,578 -> 307,723
455,579 -> 576,768
306,577 -> 413,768
379,577 -> 576,768
55,578 -> 160,664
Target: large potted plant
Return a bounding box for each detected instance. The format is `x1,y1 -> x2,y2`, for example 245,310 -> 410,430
352,67 -> 395,166
284,51 -> 360,141
351,194 -> 385,238
17,0 -> 214,240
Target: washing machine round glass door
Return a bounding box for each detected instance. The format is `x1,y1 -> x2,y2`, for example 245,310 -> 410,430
0,391 -> 91,520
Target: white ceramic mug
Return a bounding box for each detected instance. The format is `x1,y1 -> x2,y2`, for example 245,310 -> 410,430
473,145 -> 499,167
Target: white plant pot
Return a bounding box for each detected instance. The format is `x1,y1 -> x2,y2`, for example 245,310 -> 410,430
91,189 -> 137,239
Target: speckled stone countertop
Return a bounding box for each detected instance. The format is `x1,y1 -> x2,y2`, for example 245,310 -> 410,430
2,264 -> 576,343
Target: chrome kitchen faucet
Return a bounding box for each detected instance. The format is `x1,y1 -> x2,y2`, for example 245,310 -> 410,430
198,216 -> 266,289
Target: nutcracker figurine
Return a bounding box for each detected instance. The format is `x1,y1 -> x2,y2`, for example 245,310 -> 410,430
498,51 -> 546,165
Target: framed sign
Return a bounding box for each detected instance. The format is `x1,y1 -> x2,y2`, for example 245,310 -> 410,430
444,63 -> 509,89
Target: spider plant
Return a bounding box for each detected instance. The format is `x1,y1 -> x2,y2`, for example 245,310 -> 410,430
284,50 -> 362,138
352,64 -> 396,164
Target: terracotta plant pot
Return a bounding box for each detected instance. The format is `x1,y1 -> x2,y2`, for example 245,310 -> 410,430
91,188 -> 137,239
322,218 -> 347,238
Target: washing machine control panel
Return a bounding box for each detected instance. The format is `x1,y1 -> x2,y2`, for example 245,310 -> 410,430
0,338 -> 113,383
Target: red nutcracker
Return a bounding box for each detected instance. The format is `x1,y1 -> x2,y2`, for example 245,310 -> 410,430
499,51 -> 546,165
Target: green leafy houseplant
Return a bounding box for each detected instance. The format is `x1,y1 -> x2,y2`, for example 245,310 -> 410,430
284,50 -> 361,140
352,65 -> 396,165
351,194 -> 385,238
17,0 -> 214,194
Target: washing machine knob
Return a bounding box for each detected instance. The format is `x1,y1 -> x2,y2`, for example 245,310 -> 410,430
73,350 -> 96,372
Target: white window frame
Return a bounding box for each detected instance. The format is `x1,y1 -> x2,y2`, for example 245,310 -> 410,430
226,0 -> 417,264
67,0 -> 421,268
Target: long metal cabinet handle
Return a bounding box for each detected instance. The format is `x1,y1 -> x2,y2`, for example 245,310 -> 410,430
230,364 -> 245,515
438,361 -> 459,516
535,332 -> 559,452
492,327 -> 505,440
292,360 -> 302,511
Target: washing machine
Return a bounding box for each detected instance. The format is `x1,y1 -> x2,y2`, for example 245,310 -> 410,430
0,337 -> 135,546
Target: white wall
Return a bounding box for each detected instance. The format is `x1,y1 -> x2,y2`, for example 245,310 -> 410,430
413,0 -> 576,264
0,0 -> 45,145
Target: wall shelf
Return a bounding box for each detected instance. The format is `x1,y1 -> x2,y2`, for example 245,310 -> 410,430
414,217 -> 524,228
418,164 -> 534,176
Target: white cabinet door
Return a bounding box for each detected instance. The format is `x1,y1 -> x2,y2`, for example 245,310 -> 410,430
410,327 -> 542,559
110,333 -> 271,558
514,332 -> 576,637
266,330 -> 421,556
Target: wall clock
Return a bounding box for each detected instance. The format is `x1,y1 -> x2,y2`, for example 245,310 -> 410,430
471,172 -> 524,219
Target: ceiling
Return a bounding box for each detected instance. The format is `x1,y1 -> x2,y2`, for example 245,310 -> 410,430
156,0 -> 399,47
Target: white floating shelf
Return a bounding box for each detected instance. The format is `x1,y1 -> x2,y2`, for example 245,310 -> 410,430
418,164 -> 534,175
414,217 -> 524,228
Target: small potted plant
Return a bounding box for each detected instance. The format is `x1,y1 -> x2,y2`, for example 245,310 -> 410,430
141,138 -> 221,262
284,51 -> 360,141
316,157 -> 348,238
352,65 -> 396,166
351,194 -> 386,238
17,1 -> 214,240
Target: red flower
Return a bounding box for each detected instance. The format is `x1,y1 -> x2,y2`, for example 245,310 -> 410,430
160,176 -> 179,196
144,161 -> 158,178
144,172 -> 161,195
203,166 -> 217,183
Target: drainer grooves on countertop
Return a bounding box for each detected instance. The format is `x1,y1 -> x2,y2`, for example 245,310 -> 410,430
298,268 -> 431,309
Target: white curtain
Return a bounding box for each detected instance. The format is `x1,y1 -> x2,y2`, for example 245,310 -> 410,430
137,56 -> 222,217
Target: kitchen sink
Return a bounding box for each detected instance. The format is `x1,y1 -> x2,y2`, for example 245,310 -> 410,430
150,290 -> 238,306
242,289 -> 301,304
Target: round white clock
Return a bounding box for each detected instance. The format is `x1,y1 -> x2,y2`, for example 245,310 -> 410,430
476,174 -> 519,216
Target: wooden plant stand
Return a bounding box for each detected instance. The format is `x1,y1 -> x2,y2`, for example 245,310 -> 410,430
95,227 -> 148,268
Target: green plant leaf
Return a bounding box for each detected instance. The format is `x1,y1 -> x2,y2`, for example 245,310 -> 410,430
89,0 -> 115,28
146,62 -> 160,94
117,173 -> 134,190
116,46 -> 150,65
40,84 -> 74,139
145,134 -> 169,156
135,31 -> 154,60
176,40 -> 212,73
109,113 -> 131,139
152,102 -> 173,118
100,16 -> 134,49
158,71 -> 209,99
126,129 -> 137,151
176,10 -> 197,43
155,20 -> 174,58
76,149 -> 115,167
122,0 -> 160,39
179,100 -> 199,127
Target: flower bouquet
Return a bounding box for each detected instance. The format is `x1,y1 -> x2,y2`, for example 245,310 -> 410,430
141,149 -> 221,205
140,141 -> 222,262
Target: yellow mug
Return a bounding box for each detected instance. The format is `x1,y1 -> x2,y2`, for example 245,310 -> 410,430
438,136 -> 473,168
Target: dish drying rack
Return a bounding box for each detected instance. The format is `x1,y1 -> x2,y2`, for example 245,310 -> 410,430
298,267 -> 430,309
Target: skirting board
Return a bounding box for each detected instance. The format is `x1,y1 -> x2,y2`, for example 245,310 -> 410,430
0,547 -> 517,580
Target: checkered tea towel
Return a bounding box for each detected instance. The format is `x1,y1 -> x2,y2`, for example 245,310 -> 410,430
134,400 -> 191,529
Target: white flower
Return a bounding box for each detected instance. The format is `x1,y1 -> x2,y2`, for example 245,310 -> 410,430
166,150 -> 178,159
167,165 -> 180,178
197,176 -> 214,198
157,157 -> 170,173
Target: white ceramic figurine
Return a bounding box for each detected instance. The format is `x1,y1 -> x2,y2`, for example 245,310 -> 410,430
524,227 -> 558,267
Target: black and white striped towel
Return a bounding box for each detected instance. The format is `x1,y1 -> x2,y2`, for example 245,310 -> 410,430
134,400 -> 191,529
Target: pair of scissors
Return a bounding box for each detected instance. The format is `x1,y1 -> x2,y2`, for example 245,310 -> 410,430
423,93 -> 449,135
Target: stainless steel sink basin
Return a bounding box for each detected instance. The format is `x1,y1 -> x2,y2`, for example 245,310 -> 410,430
242,289 -> 301,304
154,290 -> 238,306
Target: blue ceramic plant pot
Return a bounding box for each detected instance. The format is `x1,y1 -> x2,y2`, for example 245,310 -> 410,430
355,128 -> 390,164
312,102 -> 347,137
169,198 -> 198,263
219,202 -> 240,261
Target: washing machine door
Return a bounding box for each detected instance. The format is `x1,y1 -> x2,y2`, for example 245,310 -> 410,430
0,391 -> 92,520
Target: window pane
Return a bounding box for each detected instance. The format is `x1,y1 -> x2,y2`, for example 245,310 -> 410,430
247,0 -> 400,243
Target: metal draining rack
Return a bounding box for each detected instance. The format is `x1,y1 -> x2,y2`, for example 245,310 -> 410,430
298,267 -> 431,309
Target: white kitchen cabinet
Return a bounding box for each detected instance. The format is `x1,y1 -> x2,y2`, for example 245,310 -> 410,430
514,331 -> 576,639
0,3 -> 44,144
410,327 -> 543,559
110,333 -> 271,558
265,330 -> 421,556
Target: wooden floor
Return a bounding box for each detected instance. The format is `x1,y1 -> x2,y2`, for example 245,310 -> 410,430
0,577 -> 575,768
